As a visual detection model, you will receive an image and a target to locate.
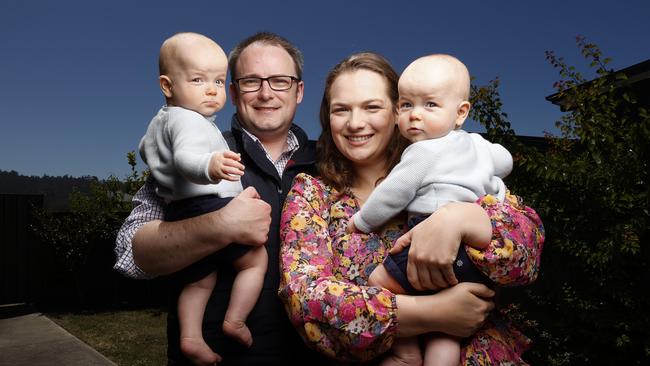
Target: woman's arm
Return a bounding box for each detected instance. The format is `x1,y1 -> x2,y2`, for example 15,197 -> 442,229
396,282 -> 494,337
114,181 -> 271,277
279,174 -> 495,361
279,174 -> 399,362
392,192 -> 544,290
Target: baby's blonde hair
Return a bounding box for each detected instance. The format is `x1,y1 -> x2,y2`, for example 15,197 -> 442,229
404,54 -> 471,101
158,32 -> 220,76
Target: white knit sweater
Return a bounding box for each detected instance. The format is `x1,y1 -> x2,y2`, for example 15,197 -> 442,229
139,106 -> 242,202
353,130 -> 512,233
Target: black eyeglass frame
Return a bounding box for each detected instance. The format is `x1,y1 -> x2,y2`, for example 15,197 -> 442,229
233,75 -> 301,92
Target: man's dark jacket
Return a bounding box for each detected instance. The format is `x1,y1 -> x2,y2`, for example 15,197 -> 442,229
167,115 -> 333,365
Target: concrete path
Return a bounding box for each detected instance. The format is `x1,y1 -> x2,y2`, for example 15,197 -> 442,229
0,312 -> 116,366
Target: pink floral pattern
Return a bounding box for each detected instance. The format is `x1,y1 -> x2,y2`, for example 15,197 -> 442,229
279,173 -> 544,364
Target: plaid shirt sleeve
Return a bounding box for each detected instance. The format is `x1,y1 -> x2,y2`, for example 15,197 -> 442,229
113,179 -> 164,279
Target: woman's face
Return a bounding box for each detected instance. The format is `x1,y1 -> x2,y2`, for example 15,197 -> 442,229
328,69 -> 397,170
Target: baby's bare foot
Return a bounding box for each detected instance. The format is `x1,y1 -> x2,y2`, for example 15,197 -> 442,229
223,319 -> 253,347
180,336 -> 221,365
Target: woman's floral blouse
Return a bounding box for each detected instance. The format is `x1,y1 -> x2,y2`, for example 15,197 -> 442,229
279,173 -> 544,364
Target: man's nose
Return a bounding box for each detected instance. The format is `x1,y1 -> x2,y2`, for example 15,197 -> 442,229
257,79 -> 274,99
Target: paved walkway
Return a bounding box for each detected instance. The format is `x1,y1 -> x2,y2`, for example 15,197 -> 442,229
0,310 -> 116,366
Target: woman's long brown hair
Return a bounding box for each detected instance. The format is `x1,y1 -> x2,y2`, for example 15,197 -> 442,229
317,52 -> 408,191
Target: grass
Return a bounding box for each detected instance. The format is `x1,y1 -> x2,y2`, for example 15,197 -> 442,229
48,308 -> 167,366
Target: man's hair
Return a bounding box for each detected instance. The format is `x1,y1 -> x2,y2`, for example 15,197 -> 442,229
317,52 -> 408,191
228,32 -> 304,80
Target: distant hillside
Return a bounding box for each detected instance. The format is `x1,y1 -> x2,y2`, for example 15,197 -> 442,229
0,170 -> 95,210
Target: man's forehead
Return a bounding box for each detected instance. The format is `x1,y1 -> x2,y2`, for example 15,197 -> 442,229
236,43 -> 296,76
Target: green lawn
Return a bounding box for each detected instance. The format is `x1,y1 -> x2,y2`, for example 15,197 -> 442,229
48,309 -> 167,366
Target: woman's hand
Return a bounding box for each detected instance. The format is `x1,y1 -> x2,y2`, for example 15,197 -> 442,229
395,282 -> 495,338
429,283 -> 495,337
390,202 -> 492,291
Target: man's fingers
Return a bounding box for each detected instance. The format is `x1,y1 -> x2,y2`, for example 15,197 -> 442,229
239,186 -> 260,199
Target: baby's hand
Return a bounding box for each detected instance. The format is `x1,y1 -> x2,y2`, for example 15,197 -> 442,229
346,217 -> 359,234
209,150 -> 245,182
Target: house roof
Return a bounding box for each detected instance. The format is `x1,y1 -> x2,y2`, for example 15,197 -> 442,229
546,59 -> 650,111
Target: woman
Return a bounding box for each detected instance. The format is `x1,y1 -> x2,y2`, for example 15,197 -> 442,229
278,53 -> 543,364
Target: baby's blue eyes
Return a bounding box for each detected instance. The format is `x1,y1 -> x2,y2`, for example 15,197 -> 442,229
399,102 -> 413,110
191,78 -> 225,87
398,102 -> 437,110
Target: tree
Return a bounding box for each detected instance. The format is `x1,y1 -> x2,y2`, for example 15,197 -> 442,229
32,152 -> 147,305
471,37 -> 649,365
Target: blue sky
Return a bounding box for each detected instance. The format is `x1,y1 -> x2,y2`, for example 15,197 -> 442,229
1,0 -> 648,179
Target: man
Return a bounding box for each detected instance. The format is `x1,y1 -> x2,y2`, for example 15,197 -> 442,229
114,32 -> 325,365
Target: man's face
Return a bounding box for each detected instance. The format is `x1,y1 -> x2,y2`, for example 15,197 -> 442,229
229,44 -> 304,140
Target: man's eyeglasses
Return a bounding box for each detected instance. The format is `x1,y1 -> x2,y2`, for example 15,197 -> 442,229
234,76 -> 300,92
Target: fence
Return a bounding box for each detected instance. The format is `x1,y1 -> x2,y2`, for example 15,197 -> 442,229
0,194 -> 166,310
0,194 -> 44,305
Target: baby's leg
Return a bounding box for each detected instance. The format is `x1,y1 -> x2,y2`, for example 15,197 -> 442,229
369,263 -> 407,294
223,246 -> 268,347
380,336 -> 423,366
422,334 -> 460,366
178,272 -> 222,365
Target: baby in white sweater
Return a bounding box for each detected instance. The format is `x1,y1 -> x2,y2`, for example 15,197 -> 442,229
349,54 -> 512,366
139,32 -> 266,365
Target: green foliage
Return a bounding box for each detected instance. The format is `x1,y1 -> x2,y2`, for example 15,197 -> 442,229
471,37 -> 649,364
32,152 -> 147,274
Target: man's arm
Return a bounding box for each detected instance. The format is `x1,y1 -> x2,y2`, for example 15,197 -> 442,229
114,180 -> 164,279
115,182 -> 271,278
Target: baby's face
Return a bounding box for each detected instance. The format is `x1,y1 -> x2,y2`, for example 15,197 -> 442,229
397,58 -> 468,142
165,41 -> 228,117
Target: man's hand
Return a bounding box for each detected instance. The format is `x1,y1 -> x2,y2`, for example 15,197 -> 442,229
209,150 -> 245,182
214,187 -> 271,247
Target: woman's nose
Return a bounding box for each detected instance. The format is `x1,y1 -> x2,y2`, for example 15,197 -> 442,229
347,110 -> 366,129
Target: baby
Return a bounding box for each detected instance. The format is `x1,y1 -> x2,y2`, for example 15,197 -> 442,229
139,32 -> 267,365
349,54 -> 513,365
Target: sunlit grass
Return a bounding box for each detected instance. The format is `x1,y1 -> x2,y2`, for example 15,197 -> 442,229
48,309 -> 167,366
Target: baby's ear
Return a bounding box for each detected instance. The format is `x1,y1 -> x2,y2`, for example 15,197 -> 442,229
455,101 -> 471,129
159,75 -> 173,98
